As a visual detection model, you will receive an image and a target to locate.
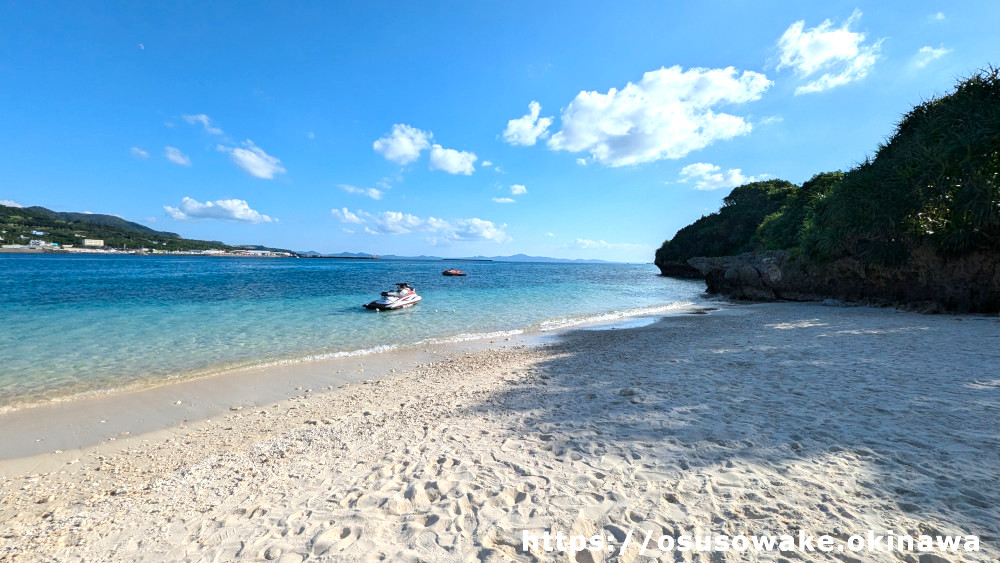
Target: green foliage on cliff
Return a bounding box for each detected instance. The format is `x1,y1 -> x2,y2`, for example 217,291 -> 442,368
654,180 -> 796,265
656,67 -> 1000,270
756,172 -> 844,251
801,67 -> 1000,263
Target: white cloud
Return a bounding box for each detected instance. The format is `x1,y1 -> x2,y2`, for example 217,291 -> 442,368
429,144 -> 477,175
544,232 -> 554,237
373,124 -> 431,164
342,228 -> 355,234
931,12 -> 945,21
339,184 -> 384,200
347,209 -> 509,243
1,199 -> 23,208
759,115 -> 784,126
503,101 -> 553,146
547,65 -> 771,167
776,9 -> 881,95
218,140 -> 286,179
331,207 -> 365,224
164,146 -> 191,166
182,114 -> 223,135
481,160 -> 493,167
575,158 -> 588,166
446,218 -> 509,243
509,184 -> 527,195
572,238 -> 647,250
307,132 -> 315,139
914,45 -> 951,68
677,162 -> 769,191
130,147 -> 149,159
492,197 -> 515,203
164,197 -> 274,223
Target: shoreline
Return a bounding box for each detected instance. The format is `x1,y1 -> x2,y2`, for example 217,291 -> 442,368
0,301 -> 708,472
3,301 -> 997,561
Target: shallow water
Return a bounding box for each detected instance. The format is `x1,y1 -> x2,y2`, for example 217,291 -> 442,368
0,254 -> 705,408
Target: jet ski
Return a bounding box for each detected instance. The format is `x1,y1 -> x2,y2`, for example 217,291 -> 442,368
442,268 -> 467,276
363,283 -> 422,310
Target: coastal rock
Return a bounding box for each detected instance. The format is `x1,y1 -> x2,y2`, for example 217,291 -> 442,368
688,248 -> 1000,313
654,260 -> 702,279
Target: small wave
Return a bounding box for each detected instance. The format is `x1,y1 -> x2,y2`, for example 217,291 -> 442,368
534,301 -> 698,331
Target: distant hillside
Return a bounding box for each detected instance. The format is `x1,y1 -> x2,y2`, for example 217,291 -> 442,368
24,207 -> 182,238
1,204 -> 290,253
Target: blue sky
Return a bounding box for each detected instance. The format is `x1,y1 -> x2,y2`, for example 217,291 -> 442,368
2,2 -> 997,261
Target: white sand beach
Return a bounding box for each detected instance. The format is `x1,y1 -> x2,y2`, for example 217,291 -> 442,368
2,303 -> 998,561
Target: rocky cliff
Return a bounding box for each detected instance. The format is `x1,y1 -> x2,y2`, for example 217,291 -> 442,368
684,249 -> 1000,313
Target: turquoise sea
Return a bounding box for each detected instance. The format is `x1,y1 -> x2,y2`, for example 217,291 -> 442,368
0,254 -> 705,410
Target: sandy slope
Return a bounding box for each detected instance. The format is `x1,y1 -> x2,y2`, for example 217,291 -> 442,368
2,303 -> 998,562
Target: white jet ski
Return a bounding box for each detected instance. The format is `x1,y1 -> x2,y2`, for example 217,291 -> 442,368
363,283 -> 422,310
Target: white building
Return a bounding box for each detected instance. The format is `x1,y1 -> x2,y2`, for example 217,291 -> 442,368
83,239 -> 104,247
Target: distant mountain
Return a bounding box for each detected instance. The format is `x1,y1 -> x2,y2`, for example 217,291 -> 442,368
1,204 -> 290,253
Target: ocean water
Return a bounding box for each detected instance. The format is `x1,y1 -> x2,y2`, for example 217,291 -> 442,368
0,254 -> 706,410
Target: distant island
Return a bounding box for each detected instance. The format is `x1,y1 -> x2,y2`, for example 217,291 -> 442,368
297,251 -> 616,264
655,67 -> 1000,313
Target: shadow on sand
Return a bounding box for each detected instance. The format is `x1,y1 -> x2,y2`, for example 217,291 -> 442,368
463,304 -> 999,560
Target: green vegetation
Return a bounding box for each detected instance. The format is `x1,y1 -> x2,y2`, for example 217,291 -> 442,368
0,205 -> 290,253
654,180 -> 796,265
656,67 -> 1000,269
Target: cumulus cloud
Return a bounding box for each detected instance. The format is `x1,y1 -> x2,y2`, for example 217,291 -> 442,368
338,209 -> 509,243
164,197 -> 274,223
913,45 -> 951,68
217,140 -> 286,179
481,160 -> 493,167
130,147 -> 149,159
164,146 -> 191,166
429,144 -> 477,175
546,65 -> 771,167
182,114 -> 224,135
776,9 -> 882,95
1,199 -> 23,208
446,218 -> 509,243
575,158 -> 588,166
330,207 -> 365,224
339,184 -> 384,200
677,162 -> 769,191
544,232 -> 555,237
492,197 -> 515,203
503,101 -> 553,146
373,124 -> 432,164
572,238 -> 646,250
931,12 -> 945,21
510,184 -> 527,195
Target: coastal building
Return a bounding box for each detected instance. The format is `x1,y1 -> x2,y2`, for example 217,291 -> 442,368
83,239 -> 104,247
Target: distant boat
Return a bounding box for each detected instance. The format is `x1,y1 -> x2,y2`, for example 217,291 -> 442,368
443,268 -> 467,276
363,283 -> 422,310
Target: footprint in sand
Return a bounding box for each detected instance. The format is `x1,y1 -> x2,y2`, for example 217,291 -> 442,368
310,524 -> 361,556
